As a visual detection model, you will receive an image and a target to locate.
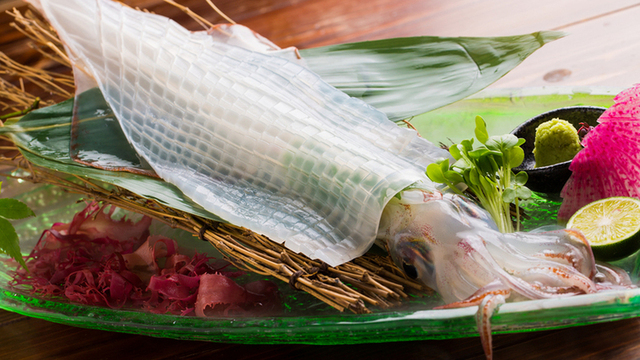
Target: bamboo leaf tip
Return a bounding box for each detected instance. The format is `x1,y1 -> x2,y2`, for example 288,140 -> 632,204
535,30 -> 567,46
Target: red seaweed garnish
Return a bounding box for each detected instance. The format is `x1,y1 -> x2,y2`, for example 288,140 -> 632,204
10,202 -> 281,316
577,122 -> 593,140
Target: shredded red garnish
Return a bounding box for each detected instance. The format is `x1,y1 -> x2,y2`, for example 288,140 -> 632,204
11,202 -> 281,316
558,83 -> 640,220
577,122 -> 593,140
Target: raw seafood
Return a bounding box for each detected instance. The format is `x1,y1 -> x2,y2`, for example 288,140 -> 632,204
379,188 -> 633,359
21,1 -> 637,358
27,0 -> 449,266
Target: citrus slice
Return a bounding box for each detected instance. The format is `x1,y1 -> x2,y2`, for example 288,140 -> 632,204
566,196 -> 640,262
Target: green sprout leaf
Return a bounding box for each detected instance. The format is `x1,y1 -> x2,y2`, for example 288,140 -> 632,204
426,116 -> 531,233
449,144 -> 462,160
444,170 -> 465,184
468,168 -> 480,186
474,116 -> 489,144
486,134 -> 521,150
461,139 -> 474,152
426,162 -> 447,183
515,170 -> 529,186
508,146 -> 525,168
426,159 -> 465,195
439,158 -> 451,174
516,186 -> 532,199
502,188 -> 517,203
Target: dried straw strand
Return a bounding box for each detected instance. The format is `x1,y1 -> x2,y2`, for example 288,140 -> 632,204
0,77 -> 51,113
8,9 -> 71,68
0,53 -> 73,97
0,149 -> 427,313
163,0 -> 215,29
204,0 -> 236,24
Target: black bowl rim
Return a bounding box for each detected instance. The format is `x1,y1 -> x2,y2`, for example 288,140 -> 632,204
511,105 -> 607,172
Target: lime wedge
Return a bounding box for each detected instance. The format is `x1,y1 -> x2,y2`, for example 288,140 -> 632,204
566,197 -> 640,262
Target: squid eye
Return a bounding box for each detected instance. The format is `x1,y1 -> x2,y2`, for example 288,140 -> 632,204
402,262 -> 418,280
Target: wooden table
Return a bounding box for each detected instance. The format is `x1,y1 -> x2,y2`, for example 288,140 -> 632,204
2,0 -> 640,359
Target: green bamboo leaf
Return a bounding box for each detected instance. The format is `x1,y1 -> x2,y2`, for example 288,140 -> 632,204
0,198 -> 36,220
0,29 -> 563,232
20,151 -> 224,222
71,87 -> 153,173
302,31 -> 564,121
0,217 -> 26,269
4,98 -> 224,223
0,100 -> 77,162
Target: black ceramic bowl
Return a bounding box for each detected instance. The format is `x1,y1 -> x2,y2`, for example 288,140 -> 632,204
510,106 -> 606,193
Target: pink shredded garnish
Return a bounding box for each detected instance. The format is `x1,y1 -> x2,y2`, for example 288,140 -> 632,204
11,202 -> 281,316
558,83 -> 640,220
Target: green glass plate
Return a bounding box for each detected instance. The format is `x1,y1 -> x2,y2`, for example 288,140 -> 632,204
2,87 -> 640,345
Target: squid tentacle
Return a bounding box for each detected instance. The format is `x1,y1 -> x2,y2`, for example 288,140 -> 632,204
511,265 -> 597,294
476,293 -> 506,360
503,230 -> 595,277
462,234 -> 597,300
434,279 -> 510,309
594,263 -> 634,290
434,280 -> 510,360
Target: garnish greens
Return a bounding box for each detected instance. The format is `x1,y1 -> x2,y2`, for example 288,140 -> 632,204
426,116 -> 531,233
0,182 -> 35,269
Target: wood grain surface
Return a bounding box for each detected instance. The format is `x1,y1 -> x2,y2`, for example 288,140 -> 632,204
1,1 -> 640,359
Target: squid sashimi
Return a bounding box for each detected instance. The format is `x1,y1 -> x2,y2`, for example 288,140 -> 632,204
25,1 -> 636,358
27,0 -> 633,312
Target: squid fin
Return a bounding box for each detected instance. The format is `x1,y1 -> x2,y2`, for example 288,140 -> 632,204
206,24 -> 306,66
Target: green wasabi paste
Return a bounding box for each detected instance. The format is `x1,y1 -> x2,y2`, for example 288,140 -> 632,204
533,118 -> 582,167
